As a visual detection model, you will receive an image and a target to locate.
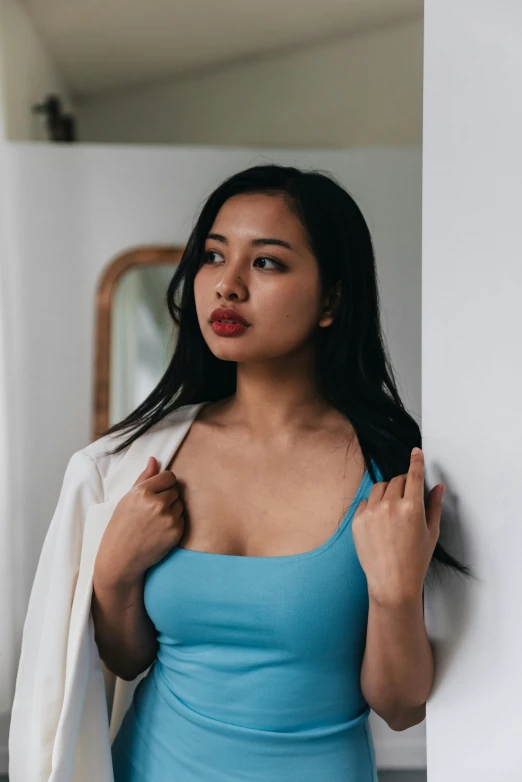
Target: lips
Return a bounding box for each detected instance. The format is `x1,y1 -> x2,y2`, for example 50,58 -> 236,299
209,307 -> 250,326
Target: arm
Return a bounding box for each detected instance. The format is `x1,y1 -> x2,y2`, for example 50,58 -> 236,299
360,591 -> 434,731
92,568 -> 159,681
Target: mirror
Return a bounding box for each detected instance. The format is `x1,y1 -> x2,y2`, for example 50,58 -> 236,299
93,246 -> 183,440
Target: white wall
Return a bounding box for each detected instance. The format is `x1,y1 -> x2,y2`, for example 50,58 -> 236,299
422,0 -> 522,779
76,16 -> 423,147
0,0 -> 72,141
0,142 -> 423,772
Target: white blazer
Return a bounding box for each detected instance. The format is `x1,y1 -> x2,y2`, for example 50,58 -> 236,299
8,401 -> 209,782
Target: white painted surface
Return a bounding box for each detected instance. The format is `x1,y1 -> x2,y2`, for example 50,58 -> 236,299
20,0 -> 422,95
0,0 -> 72,141
0,142 -> 423,771
77,17 -> 423,148
422,0 -> 522,779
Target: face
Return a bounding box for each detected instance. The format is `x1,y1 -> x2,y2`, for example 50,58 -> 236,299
194,193 -> 339,365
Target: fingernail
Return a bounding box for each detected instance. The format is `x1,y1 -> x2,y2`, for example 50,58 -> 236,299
411,447 -> 422,457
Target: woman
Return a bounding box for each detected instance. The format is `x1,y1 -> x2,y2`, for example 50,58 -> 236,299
93,164 -> 473,781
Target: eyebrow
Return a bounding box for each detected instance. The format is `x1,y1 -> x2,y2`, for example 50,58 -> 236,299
206,232 -> 294,251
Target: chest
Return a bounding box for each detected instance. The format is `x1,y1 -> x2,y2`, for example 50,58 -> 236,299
165,423 -> 367,557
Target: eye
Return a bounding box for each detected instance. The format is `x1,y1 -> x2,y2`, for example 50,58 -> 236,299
203,250 -> 222,264
202,251 -> 285,270
254,256 -> 285,270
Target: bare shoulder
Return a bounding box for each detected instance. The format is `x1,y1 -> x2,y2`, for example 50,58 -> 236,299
194,397 -> 234,427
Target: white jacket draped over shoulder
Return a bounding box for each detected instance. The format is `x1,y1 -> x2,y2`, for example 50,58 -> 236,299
9,401 -> 209,782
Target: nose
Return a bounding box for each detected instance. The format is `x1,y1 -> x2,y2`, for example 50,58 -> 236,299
215,268 -> 248,300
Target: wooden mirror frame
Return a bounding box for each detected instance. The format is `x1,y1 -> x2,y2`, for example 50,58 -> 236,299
92,245 -> 185,442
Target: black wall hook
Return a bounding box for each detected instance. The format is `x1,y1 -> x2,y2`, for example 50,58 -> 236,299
32,93 -> 77,142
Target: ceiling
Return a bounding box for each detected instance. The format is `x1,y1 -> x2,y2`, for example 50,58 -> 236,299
20,0 -> 423,98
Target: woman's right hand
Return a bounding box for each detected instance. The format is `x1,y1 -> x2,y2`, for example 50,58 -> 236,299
94,456 -> 185,586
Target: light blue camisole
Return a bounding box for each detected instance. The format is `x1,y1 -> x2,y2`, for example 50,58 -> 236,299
111,460 -> 383,782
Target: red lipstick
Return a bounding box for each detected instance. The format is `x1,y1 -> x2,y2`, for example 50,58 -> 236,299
211,322 -> 248,336
209,307 -> 250,325
209,307 -> 251,336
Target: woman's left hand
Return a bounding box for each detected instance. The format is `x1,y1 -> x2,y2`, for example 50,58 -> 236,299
352,448 -> 444,607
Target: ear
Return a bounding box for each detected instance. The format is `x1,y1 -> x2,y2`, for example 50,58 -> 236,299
318,279 -> 341,328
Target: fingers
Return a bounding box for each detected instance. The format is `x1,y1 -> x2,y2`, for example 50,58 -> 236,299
170,497 -> 184,515
366,482 -> 387,505
383,473 -> 407,499
132,456 -> 159,487
145,469 -> 179,494
404,447 -> 424,500
368,449 -> 424,503
158,488 -> 183,508
133,457 -> 179,493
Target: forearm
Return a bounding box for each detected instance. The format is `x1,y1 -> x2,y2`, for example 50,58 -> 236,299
360,593 -> 434,730
91,569 -> 159,681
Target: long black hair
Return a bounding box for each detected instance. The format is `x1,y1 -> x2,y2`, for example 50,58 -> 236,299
98,163 -> 474,589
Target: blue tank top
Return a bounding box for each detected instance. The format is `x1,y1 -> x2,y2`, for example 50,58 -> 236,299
111,460 -> 383,782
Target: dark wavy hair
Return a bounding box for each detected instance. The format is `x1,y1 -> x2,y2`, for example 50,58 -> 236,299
99,163 -> 474,589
